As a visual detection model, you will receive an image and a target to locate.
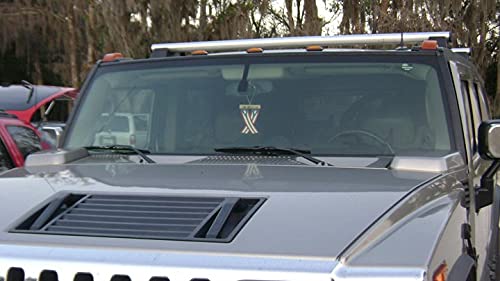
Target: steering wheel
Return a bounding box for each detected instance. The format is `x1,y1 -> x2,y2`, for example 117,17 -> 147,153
329,130 -> 395,154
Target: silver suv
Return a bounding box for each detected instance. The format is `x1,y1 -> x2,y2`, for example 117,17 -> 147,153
1,32 -> 499,281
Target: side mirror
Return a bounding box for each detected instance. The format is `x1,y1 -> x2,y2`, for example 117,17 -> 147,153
478,120 -> 500,160
40,126 -> 65,149
476,120 -> 500,212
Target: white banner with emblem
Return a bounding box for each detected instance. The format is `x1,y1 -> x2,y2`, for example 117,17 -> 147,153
240,104 -> 261,134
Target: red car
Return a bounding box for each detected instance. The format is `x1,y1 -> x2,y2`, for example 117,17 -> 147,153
0,111 -> 43,172
0,84 -> 77,125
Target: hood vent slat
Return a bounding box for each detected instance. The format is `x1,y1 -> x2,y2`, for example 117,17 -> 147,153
206,198 -> 239,238
11,194 -> 265,242
61,214 -> 203,224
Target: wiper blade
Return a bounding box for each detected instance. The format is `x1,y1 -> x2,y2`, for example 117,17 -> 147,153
214,146 -> 332,166
84,145 -> 155,164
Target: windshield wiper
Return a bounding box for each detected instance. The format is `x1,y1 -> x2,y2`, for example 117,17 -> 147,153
84,145 -> 155,164
21,80 -> 35,104
366,155 -> 395,168
214,146 -> 332,166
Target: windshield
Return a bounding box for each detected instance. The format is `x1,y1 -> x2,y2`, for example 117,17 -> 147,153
65,55 -> 452,156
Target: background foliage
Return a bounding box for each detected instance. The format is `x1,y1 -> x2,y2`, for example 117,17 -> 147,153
0,0 -> 499,112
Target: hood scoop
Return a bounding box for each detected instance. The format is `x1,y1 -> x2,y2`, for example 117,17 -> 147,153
11,193 -> 265,242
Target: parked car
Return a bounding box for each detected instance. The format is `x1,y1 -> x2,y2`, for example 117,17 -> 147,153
0,84 -> 77,125
0,110 -> 43,172
94,113 -> 150,147
0,84 -> 77,148
0,32 -> 499,281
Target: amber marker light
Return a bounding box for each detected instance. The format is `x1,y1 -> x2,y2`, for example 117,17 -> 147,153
246,47 -> 263,53
306,45 -> 324,51
102,53 -> 124,62
191,50 -> 208,55
433,262 -> 448,281
421,40 -> 439,50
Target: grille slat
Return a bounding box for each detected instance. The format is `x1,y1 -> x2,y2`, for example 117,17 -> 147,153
62,213 -> 207,222
54,220 -> 199,231
76,203 -> 216,212
90,195 -> 224,203
40,194 -> 222,238
12,194 -> 265,242
69,209 -> 209,218
46,225 -> 192,237
85,198 -> 222,207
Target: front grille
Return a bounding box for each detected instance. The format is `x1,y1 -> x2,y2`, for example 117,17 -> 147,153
2,267 -> 177,281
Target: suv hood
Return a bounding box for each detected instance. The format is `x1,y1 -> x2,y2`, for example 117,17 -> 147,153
0,163 -> 437,260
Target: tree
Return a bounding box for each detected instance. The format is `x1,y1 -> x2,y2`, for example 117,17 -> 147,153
0,0 -> 497,112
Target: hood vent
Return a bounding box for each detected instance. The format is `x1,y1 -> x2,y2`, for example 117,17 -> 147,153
12,193 -> 265,242
189,155 -> 305,165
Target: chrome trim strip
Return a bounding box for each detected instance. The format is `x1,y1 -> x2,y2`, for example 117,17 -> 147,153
151,32 -> 451,52
390,152 -> 464,172
332,263 -> 425,281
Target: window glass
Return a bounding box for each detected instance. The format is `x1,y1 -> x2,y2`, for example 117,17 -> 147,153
0,138 -> 14,172
31,108 -> 42,123
44,98 -> 74,122
107,116 -> 130,132
134,115 -> 149,132
461,80 -> 479,152
469,83 -> 482,131
66,59 -> 452,156
475,84 -> 490,120
6,126 -> 42,159
31,97 -> 74,125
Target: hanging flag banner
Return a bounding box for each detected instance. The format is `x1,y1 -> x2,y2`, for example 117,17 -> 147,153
239,104 -> 261,134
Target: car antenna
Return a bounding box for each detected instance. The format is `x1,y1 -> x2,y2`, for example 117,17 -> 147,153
21,80 -> 35,104
395,30 -> 409,51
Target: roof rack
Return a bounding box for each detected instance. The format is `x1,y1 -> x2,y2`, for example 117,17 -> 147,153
151,31 -> 451,57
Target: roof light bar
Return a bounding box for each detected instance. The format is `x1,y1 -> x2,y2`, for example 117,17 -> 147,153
151,32 -> 450,53
306,45 -> 324,51
246,47 -> 263,53
421,40 -> 439,50
451,47 -> 471,59
451,48 -> 471,54
102,53 -> 124,62
191,50 -> 208,55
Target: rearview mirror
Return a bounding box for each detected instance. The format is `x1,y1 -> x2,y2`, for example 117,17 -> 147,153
478,120 -> 500,160
225,80 -> 273,97
477,120 -> 500,212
